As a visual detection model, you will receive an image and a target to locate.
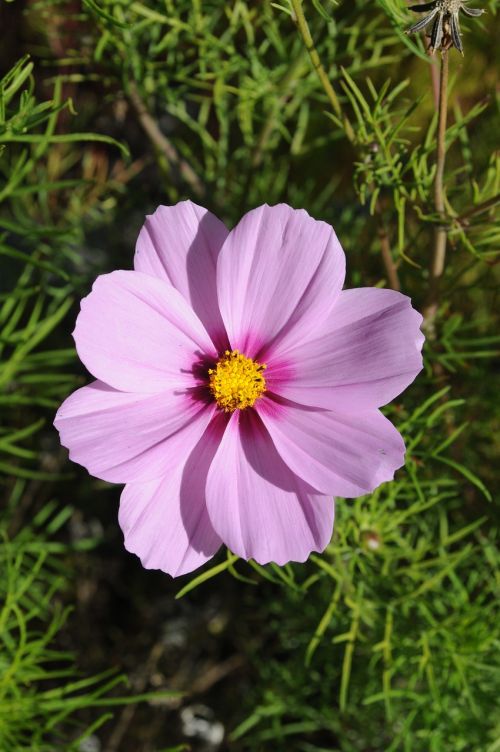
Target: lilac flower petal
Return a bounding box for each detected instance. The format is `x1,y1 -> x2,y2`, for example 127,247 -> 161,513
54,380 -> 216,483
119,416 -> 226,577
55,201 -> 427,578
206,410 -> 335,565
73,270 -> 217,393
216,204 -> 345,359
268,288 -> 424,410
257,397 -> 406,498
134,201 -> 229,350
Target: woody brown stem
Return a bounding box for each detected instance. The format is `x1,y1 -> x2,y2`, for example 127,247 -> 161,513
376,201 -> 401,291
423,48 -> 449,334
456,193 -> 500,224
128,82 -> 205,198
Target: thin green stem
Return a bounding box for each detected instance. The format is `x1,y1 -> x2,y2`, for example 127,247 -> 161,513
424,49 -> 449,333
252,52 -> 306,168
290,0 -> 355,143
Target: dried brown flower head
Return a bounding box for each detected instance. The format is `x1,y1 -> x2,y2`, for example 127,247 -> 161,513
406,1 -> 484,55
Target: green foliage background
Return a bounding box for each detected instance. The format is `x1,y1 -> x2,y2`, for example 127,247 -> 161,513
0,0 -> 498,750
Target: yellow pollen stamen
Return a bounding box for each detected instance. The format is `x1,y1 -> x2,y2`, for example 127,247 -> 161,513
208,349 -> 267,412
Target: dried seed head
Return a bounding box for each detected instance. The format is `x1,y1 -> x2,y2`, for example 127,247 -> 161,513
406,1 -> 485,56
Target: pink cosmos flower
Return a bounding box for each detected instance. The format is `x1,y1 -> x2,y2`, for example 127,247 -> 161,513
54,202 -> 424,577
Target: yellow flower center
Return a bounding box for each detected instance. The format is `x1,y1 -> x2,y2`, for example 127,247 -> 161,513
208,349 -> 267,412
